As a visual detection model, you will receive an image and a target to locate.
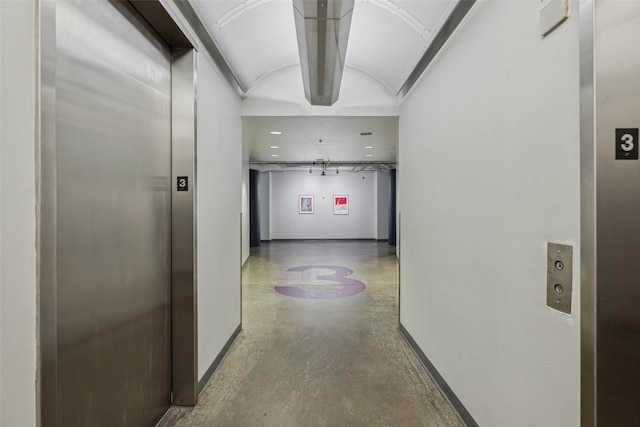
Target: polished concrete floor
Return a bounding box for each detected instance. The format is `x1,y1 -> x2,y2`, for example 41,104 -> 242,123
161,240 -> 462,427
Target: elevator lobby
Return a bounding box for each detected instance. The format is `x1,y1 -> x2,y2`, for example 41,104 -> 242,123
2,0 -> 639,426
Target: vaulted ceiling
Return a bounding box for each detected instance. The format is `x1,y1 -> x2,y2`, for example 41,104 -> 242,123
191,0 -> 459,97
188,0 -> 465,164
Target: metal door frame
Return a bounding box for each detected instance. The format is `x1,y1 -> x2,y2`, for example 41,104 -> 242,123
579,2 -> 596,425
38,1 -> 198,424
171,47 -> 198,406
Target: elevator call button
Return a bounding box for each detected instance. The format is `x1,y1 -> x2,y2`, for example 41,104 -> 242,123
616,128 -> 639,160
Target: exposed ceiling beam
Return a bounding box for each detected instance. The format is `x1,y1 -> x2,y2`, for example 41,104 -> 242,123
249,160 -> 396,172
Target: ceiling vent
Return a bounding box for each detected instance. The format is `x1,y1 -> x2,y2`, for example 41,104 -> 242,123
293,0 -> 354,106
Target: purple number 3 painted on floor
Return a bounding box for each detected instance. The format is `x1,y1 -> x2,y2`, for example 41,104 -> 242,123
275,265 -> 366,299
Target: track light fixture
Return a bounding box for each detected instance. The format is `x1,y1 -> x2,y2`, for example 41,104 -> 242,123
293,0 -> 355,106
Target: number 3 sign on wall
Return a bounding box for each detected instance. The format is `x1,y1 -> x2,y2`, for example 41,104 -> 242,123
616,128 -> 639,160
275,265 -> 366,299
177,176 -> 189,191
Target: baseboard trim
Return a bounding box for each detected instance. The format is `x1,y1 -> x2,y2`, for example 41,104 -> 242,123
198,324 -> 242,393
399,323 -> 478,427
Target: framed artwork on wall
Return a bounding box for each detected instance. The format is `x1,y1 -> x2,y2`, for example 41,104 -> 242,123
299,195 -> 314,214
333,195 -> 349,215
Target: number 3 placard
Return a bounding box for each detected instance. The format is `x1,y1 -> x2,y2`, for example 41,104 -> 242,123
616,128 -> 639,160
177,176 -> 189,191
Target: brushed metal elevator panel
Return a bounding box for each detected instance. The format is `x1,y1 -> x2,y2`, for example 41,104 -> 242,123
546,242 -> 573,314
594,1 -> 640,424
171,48 -> 198,406
55,1 -> 172,425
581,0 -> 640,424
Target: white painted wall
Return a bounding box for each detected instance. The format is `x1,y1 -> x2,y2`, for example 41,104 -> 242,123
0,1 -> 38,425
195,52 -> 243,381
398,2 -> 580,426
269,171 -> 378,239
259,171 -> 271,241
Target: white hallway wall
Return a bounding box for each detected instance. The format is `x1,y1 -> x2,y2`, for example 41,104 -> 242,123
0,1 -> 38,425
261,171 -> 389,240
194,50 -> 243,381
399,1 -> 580,426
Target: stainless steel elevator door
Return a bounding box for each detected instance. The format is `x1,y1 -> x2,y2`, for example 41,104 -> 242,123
55,1 -> 172,425
594,2 -> 640,424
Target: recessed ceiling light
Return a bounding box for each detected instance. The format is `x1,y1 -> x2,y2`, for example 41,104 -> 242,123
271,154 -> 279,157
365,154 -> 373,157
270,131 -> 282,135
270,145 -> 279,149
364,146 -> 374,149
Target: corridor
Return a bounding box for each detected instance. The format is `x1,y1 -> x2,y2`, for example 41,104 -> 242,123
161,241 -> 462,426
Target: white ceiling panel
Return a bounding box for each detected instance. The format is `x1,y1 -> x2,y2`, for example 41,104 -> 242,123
192,0 -> 240,25
394,0 -> 458,32
241,66 -> 399,116
346,1 -> 429,94
192,0 -> 299,88
244,116 -> 398,163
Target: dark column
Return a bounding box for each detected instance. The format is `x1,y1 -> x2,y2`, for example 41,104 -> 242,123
388,169 -> 396,246
249,169 -> 261,247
